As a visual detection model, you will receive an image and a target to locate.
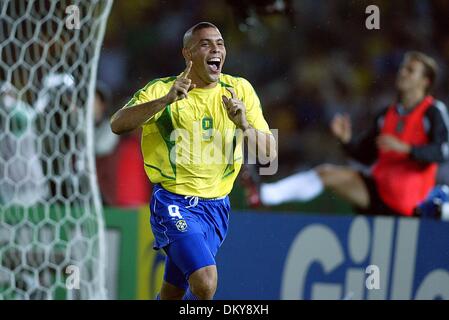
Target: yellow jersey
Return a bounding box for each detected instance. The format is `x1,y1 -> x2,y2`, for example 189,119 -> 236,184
124,73 -> 271,198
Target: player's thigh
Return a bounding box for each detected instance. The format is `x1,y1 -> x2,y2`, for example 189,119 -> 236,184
149,186 -> 203,250
316,164 -> 369,208
315,164 -> 356,185
164,233 -> 216,283
203,198 -> 231,258
162,254 -> 189,293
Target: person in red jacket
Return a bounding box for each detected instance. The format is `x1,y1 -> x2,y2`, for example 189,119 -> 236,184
245,51 -> 449,217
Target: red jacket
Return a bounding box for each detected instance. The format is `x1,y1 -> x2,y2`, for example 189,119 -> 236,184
372,96 -> 438,216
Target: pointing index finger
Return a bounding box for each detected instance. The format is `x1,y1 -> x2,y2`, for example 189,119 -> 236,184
222,95 -> 230,107
180,61 -> 192,79
226,87 -> 237,99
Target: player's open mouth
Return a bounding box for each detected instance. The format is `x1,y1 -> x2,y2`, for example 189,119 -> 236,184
206,57 -> 221,73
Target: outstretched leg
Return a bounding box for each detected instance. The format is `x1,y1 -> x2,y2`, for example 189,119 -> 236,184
260,164 -> 370,209
315,164 -> 369,209
260,169 -> 324,205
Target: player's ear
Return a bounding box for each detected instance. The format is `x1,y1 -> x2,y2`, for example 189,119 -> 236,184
182,48 -> 192,61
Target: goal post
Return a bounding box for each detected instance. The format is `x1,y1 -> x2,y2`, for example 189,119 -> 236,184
0,0 -> 113,299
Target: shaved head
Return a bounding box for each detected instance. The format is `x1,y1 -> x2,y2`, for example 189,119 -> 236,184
181,22 -> 226,87
183,22 -> 220,48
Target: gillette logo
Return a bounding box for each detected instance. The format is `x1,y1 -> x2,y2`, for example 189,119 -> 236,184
281,216 -> 449,300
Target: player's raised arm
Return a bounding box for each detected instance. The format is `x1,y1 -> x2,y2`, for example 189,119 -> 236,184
222,87 -> 277,162
166,60 -> 196,102
110,61 -> 195,135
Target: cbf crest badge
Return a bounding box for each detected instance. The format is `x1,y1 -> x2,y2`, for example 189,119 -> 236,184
176,219 -> 188,232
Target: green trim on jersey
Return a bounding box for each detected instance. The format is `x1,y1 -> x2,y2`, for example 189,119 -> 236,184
222,134 -> 237,179
125,76 -> 177,107
219,77 -> 263,110
219,80 -> 233,88
155,105 -> 177,177
144,163 -> 175,180
160,76 -> 177,84
222,168 -> 235,179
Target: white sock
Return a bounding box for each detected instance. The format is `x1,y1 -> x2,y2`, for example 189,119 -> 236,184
260,170 -> 324,205
442,203 -> 449,221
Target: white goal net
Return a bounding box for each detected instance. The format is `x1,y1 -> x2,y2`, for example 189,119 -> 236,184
0,0 -> 112,299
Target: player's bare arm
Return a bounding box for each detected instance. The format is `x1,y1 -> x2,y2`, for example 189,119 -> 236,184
377,134 -> 411,154
110,61 -> 195,135
222,87 -> 277,161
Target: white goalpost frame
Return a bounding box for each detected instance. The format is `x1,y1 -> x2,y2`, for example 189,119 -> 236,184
84,0 -> 111,300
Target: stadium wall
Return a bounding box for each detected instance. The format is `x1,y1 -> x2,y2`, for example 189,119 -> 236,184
103,208 -> 449,300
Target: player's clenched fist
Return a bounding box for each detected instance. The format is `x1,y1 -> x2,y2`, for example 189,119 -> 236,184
222,87 -> 249,130
165,61 -> 196,103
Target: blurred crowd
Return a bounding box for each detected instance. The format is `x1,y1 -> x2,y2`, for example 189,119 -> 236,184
95,0 -> 449,206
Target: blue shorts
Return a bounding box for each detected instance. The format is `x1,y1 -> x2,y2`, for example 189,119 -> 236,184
149,184 -> 231,289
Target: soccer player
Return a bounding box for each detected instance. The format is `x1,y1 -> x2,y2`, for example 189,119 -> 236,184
249,51 -> 449,217
110,22 -> 276,300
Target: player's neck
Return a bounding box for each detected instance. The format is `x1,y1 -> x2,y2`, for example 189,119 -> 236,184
398,90 -> 426,110
189,72 -> 218,89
